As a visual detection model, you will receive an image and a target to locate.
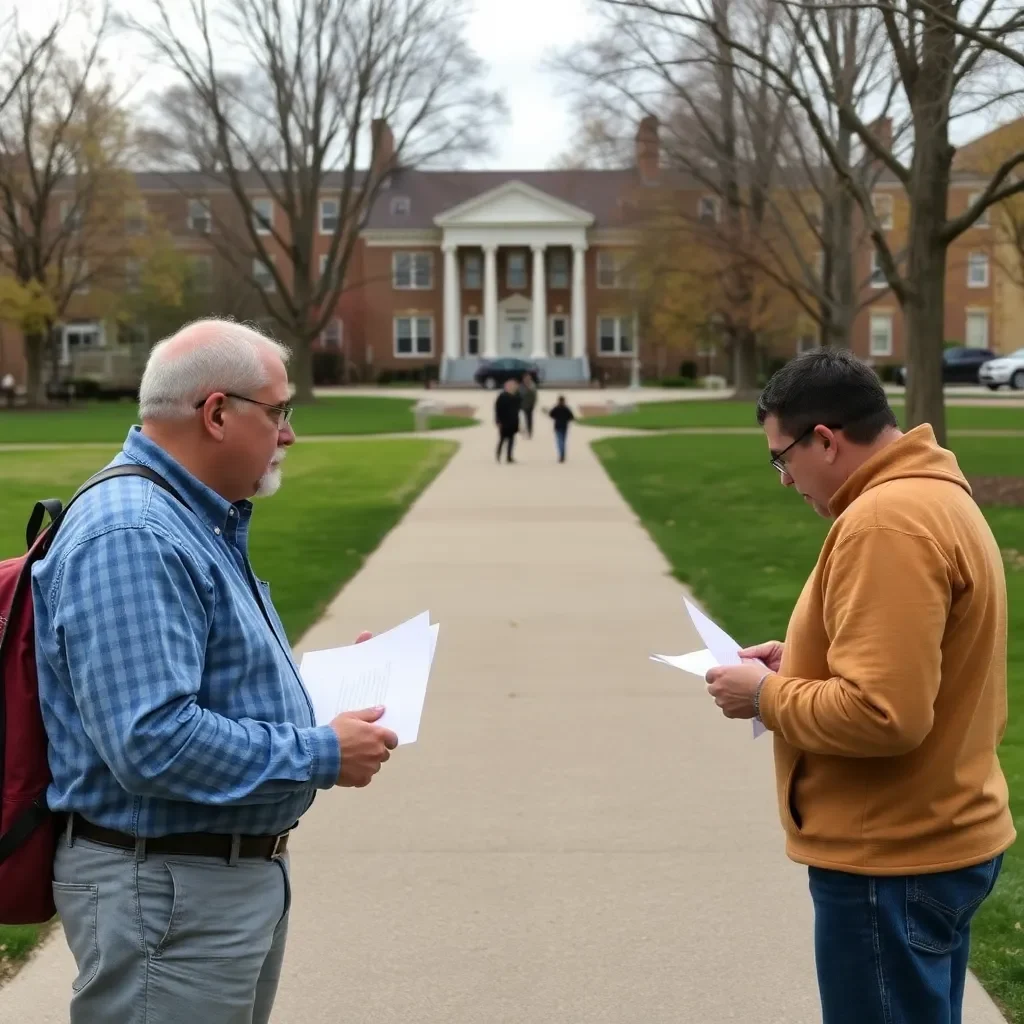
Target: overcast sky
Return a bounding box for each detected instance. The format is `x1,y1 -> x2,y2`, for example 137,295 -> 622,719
15,0 -> 596,171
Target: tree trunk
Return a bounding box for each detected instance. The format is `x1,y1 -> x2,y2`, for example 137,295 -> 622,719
24,331 -> 48,407
901,1 -> 956,447
903,234 -> 947,445
730,326 -> 760,398
831,188 -> 855,348
290,332 -> 316,404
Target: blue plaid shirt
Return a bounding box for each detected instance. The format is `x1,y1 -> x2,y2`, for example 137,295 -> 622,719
32,427 -> 341,837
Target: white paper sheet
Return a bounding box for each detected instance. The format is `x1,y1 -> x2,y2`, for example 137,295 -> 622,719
299,611 -> 439,744
650,599 -> 768,739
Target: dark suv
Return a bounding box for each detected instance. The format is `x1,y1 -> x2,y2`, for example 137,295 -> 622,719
897,347 -> 995,385
473,358 -> 541,389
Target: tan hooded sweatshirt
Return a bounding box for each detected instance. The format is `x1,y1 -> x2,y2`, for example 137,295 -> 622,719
758,424 -> 1015,875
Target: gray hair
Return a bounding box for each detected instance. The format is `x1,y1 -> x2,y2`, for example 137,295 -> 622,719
138,318 -> 291,421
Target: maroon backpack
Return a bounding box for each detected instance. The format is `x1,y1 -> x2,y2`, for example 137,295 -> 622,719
0,464 -> 183,924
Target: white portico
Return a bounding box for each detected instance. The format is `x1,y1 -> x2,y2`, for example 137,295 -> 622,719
434,181 -> 594,366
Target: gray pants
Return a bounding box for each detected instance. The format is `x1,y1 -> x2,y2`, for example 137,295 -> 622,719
53,824 -> 291,1024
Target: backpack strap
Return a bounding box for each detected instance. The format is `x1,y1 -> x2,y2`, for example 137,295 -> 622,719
26,465 -> 192,553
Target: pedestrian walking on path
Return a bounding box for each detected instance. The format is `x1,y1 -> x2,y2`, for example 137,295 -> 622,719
494,379 -> 520,463
518,374 -> 538,437
546,394 -> 575,462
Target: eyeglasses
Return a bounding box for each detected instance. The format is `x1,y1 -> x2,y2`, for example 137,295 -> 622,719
769,423 -> 842,473
194,392 -> 293,429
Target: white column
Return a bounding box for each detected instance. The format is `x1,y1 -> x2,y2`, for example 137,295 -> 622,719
483,243 -> 498,358
531,244 -> 547,358
571,243 -> 587,359
442,244 -> 460,359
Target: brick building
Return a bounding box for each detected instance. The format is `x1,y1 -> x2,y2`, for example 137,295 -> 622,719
1,116 -> 1021,390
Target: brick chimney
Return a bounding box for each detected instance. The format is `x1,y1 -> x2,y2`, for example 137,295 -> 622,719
635,115 -> 660,183
371,118 -> 395,177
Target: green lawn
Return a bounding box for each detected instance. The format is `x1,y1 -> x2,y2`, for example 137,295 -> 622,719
0,437 -> 456,977
0,395 -> 475,445
582,398 -> 1024,432
592,431 -> 1024,1020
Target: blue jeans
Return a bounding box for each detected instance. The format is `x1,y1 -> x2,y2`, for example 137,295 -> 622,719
555,428 -> 568,461
809,855 -> 1002,1024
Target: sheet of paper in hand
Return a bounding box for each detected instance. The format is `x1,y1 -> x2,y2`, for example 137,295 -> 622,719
649,599 -> 767,739
299,610 -> 439,744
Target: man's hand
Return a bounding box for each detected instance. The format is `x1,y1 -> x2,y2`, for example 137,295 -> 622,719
738,640 -> 784,673
329,706 -> 399,787
705,662 -> 770,720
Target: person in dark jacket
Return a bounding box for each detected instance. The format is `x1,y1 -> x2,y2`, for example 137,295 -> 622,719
547,395 -> 575,462
494,380 -> 521,463
519,374 -> 538,437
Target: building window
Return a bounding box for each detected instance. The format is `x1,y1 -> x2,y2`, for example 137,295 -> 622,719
395,316 -> 433,356
550,315 -> 568,357
320,199 -> 338,234
796,334 -> 818,354
390,196 -> 411,217
968,192 -> 990,228
872,192 -> 894,230
966,309 -> 990,349
393,252 -> 432,289
869,312 -> 894,357
322,319 -> 342,349
252,197 -> 273,235
814,250 -> 825,281
506,250 -> 527,290
464,315 -> 480,356
188,199 -> 211,233
597,251 -> 629,289
548,251 -> 569,289
870,251 -> 886,288
698,196 -> 720,223
62,322 -> 102,363
189,255 -> 213,292
967,251 -> 989,288
598,315 -> 633,355
253,257 -> 275,291
463,252 -> 482,289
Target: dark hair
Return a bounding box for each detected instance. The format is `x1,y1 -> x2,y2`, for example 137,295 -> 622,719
755,348 -> 897,444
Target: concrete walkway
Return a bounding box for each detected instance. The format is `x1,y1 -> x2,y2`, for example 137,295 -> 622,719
2,419 -> 1007,1023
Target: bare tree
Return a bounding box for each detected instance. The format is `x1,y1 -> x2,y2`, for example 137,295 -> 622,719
598,0 -> 1024,443
0,6 -> 144,404
553,0 -> 893,394
124,0 -> 507,403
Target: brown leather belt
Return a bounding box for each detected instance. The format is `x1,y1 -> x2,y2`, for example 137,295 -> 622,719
68,815 -> 290,861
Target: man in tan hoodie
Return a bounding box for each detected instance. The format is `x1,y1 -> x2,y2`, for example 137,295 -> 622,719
705,349 -> 1015,1024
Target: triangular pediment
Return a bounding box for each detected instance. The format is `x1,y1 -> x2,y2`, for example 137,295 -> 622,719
435,181 -> 595,228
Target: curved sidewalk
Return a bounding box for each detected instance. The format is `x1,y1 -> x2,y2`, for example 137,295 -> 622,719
1,419 -> 1006,1023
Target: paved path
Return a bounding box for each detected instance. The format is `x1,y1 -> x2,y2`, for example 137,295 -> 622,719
1,420 -> 1007,1023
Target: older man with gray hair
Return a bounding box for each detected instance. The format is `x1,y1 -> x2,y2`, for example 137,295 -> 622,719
32,318 -> 397,1024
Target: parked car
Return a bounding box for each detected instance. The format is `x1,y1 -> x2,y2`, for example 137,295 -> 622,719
473,358 -> 541,389
897,346 -> 996,386
978,347 -> 1024,390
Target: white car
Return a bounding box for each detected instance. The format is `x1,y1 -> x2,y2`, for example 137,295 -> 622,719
978,348 -> 1024,390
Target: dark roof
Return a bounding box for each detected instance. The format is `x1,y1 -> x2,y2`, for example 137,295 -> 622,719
128,169 -> 367,193
362,168 -> 646,230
